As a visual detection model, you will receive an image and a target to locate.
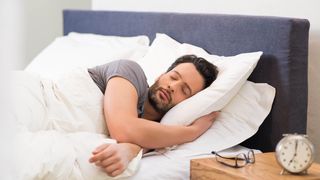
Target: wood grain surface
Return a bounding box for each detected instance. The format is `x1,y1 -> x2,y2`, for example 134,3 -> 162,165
190,152 -> 320,180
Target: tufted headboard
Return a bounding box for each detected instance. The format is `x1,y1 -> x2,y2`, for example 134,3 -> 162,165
63,10 -> 309,152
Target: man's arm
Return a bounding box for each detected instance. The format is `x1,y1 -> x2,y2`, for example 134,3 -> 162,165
104,77 -> 217,149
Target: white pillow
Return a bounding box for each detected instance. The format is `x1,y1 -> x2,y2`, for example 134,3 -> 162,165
137,33 -> 263,125
163,81 -> 275,157
25,32 -> 150,79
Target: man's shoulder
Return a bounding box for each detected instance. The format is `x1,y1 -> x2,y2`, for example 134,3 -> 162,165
112,60 -> 145,77
92,59 -> 145,77
110,59 -> 148,89
109,60 -> 148,106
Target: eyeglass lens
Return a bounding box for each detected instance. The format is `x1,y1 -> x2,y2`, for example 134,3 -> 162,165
235,153 -> 247,166
247,150 -> 255,163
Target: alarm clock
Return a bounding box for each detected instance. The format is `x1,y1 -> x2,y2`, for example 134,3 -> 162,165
275,133 -> 315,174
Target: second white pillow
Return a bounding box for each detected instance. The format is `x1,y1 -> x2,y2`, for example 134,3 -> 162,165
164,81 -> 275,156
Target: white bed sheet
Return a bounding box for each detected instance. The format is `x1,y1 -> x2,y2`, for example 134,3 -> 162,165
127,145 -> 261,180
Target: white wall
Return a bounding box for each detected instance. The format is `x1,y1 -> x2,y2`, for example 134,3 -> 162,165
0,0 -> 25,70
2,0 -> 91,70
0,1 -> 24,178
0,1 -> 23,178
92,0 -> 320,162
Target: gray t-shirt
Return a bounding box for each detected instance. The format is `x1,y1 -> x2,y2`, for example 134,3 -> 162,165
88,60 -> 148,117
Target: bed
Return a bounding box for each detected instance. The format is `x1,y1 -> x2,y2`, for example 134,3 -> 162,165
63,9 -> 309,152
59,10 -> 310,179
20,10 -> 310,179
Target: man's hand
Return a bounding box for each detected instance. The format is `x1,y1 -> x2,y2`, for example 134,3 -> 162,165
188,111 -> 219,140
89,143 -> 141,177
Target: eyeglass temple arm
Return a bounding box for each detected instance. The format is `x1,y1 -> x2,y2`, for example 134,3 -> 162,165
211,151 -> 241,160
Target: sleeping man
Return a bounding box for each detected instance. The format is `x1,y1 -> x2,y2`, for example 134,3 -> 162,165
12,54 -> 219,178
87,54 -> 219,176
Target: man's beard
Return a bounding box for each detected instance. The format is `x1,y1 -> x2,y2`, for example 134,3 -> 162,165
148,80 -> 174,115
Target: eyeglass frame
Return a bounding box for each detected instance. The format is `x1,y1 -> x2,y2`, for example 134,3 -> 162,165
211,149 -> 255,168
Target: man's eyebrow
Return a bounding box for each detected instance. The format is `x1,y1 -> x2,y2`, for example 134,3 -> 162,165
173,70 -> 192,95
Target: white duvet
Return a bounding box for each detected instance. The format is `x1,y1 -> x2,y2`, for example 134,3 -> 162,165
11,69 -> 142,180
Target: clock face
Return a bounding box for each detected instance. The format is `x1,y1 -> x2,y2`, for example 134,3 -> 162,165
276,136 -> 314,173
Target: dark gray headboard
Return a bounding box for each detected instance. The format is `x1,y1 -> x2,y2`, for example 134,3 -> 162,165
63,10 -> 309,152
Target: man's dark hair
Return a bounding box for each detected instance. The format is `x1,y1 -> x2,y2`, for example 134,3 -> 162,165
166,54 -> 219,89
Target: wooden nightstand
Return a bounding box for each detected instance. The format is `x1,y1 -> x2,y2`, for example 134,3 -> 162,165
190,152 -> 320,180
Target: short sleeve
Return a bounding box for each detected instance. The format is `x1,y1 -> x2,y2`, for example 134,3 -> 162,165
105,60 -> 148,98
88,60 -> 149,109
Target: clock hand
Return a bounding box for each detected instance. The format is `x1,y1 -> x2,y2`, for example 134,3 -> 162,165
288,140 -> 298,167
294,140 -> 298,154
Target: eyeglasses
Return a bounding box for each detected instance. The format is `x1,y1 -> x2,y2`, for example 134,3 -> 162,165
211,149 -> 255,168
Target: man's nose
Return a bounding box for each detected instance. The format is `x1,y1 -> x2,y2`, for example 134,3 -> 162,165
167,85 -> 174,93
168,81 -> 180,93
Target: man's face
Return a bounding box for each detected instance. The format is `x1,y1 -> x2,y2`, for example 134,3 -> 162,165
148,63 -> 204,114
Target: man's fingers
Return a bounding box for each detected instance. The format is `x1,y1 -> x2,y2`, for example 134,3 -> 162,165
92,144 -> 109,154
207,111 -> 220,122
89,145 -> 114,163
209,111 -> 220,119
100,155 -> 120,168
95,161 -> 102,166
104,163 -> 123,176
111,169 -> 123,177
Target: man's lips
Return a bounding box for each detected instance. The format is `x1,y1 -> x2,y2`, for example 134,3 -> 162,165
159,88 -> 170,102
